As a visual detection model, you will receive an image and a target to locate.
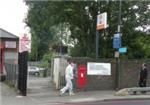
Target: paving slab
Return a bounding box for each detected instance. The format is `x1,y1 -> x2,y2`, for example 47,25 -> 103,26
1,76 -> 150,105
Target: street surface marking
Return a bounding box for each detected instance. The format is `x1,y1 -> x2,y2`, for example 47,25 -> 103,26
70,97 -> 97,102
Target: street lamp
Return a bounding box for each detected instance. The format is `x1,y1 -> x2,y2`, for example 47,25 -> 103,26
118,0 -> 122,33
116,0 -> 122,90
85,1 -> 107,59
85,4 -> 99,59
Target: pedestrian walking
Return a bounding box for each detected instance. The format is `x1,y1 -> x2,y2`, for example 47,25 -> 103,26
138,63 -> 148,88
60,61 -> 75,96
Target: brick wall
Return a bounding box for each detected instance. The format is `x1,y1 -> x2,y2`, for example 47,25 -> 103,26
119,60 -> 150,89
56,57 -> 150,90
68,58 -> 116,90
68,58 -> 150,90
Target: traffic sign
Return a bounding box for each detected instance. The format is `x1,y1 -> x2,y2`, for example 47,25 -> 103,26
115,51 -> 119,58
113,37 -> 121,48
113,33 -> 121,49
114,33 -> 121,38
19,34 -> 31,53
119,47 -> 127,53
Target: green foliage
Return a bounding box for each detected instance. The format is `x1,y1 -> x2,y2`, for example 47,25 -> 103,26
42,52 -> 53,62
134,35 -> 150,58
26,2 -> 53,60
38,52 -> 53,68
25,0 -> 150,59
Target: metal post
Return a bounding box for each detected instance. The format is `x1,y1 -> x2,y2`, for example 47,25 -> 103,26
115,57 -> 120,90
60,24 -> 63,56
95,0 -> 100,59
117,0 -> 122,36
60,34 -> 62,56
118,0 -> 122,33
18,51 -> 28,96
96,30 -> 99,58
116,0 -> 122,90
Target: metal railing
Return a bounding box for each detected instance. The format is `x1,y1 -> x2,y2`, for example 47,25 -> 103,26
5,63 -> 18,87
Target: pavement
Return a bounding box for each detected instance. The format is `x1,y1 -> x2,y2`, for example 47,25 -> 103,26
1,76 -> 150,105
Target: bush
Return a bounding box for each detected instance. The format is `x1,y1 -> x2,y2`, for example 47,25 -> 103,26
39,52 -> 53,68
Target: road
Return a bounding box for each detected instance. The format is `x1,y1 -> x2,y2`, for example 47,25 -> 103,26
59,100 -> 150,105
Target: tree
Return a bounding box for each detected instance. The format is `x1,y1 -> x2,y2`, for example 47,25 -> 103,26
25,0 -> 150,59
26,1 -> 53,60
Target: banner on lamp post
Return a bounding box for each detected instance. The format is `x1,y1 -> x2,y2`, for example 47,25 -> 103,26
97,12 -> 107,30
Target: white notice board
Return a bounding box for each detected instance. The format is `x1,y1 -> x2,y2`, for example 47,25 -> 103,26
87,62 -> 111,75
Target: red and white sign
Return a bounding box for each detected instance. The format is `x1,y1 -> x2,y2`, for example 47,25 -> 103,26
19,34 -> 31,53
97,12 -> 107,30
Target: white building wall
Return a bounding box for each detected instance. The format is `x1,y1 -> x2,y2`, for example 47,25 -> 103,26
52,57 -> 68,89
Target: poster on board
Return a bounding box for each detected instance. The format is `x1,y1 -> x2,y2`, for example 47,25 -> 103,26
87,62 -> 111,75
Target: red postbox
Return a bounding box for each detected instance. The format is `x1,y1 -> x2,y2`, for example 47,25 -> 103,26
77,65 -> 87,89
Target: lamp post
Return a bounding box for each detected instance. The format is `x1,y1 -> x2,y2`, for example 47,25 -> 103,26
116,0 -> 122,90
96,0 -> 100,59
96,30 -> 99,59
86,1 -> 107,59
118,0 -> 122,33
85,4 -> 100,59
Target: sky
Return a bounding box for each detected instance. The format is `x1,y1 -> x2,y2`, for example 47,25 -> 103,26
0,0 -> 28,37
0,1 -> 149,37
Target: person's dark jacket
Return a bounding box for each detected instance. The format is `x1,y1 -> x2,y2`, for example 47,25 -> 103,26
140,67 -> 148,80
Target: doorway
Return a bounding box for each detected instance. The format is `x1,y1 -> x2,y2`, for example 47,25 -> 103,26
0,49 -> 4,74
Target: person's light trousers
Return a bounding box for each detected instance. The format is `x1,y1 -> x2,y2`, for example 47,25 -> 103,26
60,78 -> 73,94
